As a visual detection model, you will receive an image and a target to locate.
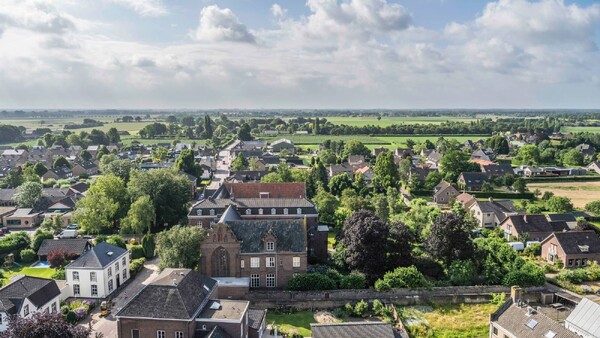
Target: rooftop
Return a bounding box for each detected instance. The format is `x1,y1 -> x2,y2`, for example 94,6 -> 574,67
198,299 -> 249,321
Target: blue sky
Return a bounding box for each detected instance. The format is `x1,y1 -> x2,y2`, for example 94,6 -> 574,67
0,0 -> 599,109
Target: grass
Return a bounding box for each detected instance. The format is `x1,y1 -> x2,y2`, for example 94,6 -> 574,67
327,230 -> 338,251
266,311 -> 314,337
1,266 -> 56,285
317,116 -> 476,127
527,181 -> 600,209
562,126 -> 600,133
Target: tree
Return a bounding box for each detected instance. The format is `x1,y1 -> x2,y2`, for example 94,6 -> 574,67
231,153 -> 249,171
426,212 -> 474,266
32,230 -> 54,251
41,214 -> 63,235
101,159 -> 136,183
53,156 -> 71,169
512,177 -> 527,193
174,149 -> 203,179
95,145 -> 109,160
152,146 -> 169,162
33,162 -> 48,177
342,140 -> 370,159
106,234 -> 127,249
0,312 -> 92,338
142,234 -> 155,258
342,210 -> 388,284
121,195 -> 155,234
546,196 -> 574,213
374,266 -> 428,291
107,127 -> 121,144
424,171 -> 443,190
516,145 -> 540,165
87,174 -> 130,220
585,200 -> 600,215
481,182 -> 494,193
373,151 -> 399,192
128,169 -> 191,227
328,174 -> 353,196
486,136 -> 509,154
386,221 -> 414,271
74,195 -> 118,234
181,116 -> 195,127
237,123 -> 253,141
448,259 -> 477,286
79,150 -> 92,162
562,149 -> 583,167
48,247 -> 74,268
14,182 -> 43,208
440,150 -> 472,182
204,115 -> 213,138
156,226 -> 206,270
312,188 -> 339,223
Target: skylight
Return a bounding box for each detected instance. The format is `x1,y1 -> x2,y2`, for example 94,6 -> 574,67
545,331 -> 556,338
526,319 -> 538,329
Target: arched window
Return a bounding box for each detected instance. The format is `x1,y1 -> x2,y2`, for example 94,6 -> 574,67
271,208 -> 276,215
283,208 -> 288,215
211,247 -> 230,277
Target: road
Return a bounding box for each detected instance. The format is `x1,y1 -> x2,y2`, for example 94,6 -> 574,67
206,140 -> 238,190
82,258 -> 160,338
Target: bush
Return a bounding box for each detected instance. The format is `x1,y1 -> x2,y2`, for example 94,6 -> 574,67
523,243 -> 541,257
448,260 -> 476,286
52,269 -> 66,280
332,307 -> 347,320
0,232 -> 32,257
64,311 -> 77,324
353,299 -> 369,317
106,234 -> 127,249
414,256 -> 445,279
47,248 -> 75,268
20,248 -> 36,263
43,178 -> 57,188
141,234 -> 155,259
287,273 -> 336,291
129,245 -> 145,260
129,257 -> 146,276
490,292 -> 506,306
375,266 -> 428,291
503,262 -> 546,287
344,303 -> 353,315
543,264 -> 558,274
32,230 -> 54,251
339,273 -> 366,289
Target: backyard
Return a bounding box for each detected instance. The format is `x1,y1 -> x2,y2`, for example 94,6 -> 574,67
266,311 -> 315,337
528,181 -> 600,209
0,266 -> 56,286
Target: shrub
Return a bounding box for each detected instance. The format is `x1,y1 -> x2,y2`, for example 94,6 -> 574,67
52,269 -> 66,280
94,234 -> 107,245
43,178 -> 57,188
64,311 -> 77,324
339,273 -> 366,289
106,234 -> 127,249
375,266 -> 428,291
447,259 -> 476,286
543,264 -> 558,274
585,200 -> 600,215
0,232 -> 32,257
372,299 -> 385,316
503,262 -> 546,287
287,273 -> 336,291
32,230 -> 54,251
344,303 -> 354,315
129,257 -> 146,276
129,245 -> 145,260
490,292 -> 506,306
414,256 -> 445,279
20,248 -> 36,263
141,234 -> 155,259
326,268 -> 343,285
353,299 -> 369,317
523,243 -> 541,257
47,248 -> 75,268
332,307 -> 347,320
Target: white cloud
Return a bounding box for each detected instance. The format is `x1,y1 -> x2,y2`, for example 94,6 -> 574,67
0,0 -> 75,34
271,4 -> 288,18
108,0 -> 168,17
191,5 -> 255,43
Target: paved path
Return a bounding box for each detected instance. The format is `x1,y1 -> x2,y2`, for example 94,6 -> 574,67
82,258 -> 160,338
206,141 -> 237,190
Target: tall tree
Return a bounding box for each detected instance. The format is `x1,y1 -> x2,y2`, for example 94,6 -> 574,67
174,149 -> 203,179
439,150 -> 473,182
53,156 -> 71,169
121,195 -> 156,234
231,153 -> 249,171
328,173 -> 353,196
342,140 -> 370,159
14,181 -> 43,208
156,226 -> 206,270
74,194 -> 118,234
373,151 -> 399,192
87,174 -> 130,220
204,115 -> 213,138
107,127 -> 121,144
237,123 -> 253,141
386,221 -> 414,271
426,212 -> 474,266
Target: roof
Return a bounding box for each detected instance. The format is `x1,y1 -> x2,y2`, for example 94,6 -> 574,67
37,238 -> 91,257
198,299 -> 249,321
226,220 -> 306,254
0,276 -> 60,315
270,138 -> 294,146
0,206 -> 17,215
65,241 -> 127,269
546,231 -> 600,254
9,208 -> 37,217
565,298 -> 600,337
459,172 -> 489,184
218,205 -> 242,223
504,215 -> 570,234
456,193 -> 475,204
116,268 -> 217,320
221,182 -> 306,199
481,163 -> 514,175
247,309 -> 267,330
546,213 -> 578,223
472,199 -> 522,221
196,326 -> 232,338
493,303 -> 577,338
311,322 -> 395,338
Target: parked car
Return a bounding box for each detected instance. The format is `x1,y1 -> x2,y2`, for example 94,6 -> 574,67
66,224 -> 79,230
0,227 -> 10,234
57,230 -> 78,239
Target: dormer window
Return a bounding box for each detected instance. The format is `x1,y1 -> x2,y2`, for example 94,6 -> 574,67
579,245 -> 589,253
266,242 -> 275,251
297,208 -> 302,215
259,208 -> 263,215
245,209 -> 251,215
271,208 -> 276,215
284,208 -> 288,215
209,209 -> 215,216
197,209 -> 202,216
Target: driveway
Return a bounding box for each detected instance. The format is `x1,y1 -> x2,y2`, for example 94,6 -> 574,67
82,258 -> 160,338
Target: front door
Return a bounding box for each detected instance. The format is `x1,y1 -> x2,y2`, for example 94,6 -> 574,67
116,274 -> 121,288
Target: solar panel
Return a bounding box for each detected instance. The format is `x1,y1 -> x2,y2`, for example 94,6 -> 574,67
527,319 -> 538,329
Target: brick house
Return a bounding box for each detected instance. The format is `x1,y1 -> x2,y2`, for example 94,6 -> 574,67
433,180 -> 459,205
490,300 -> 577,338
116,268 -> 265,338
200,219 -> 307,289
500,214 -> 570,242
467,198 -> 522,228
458,172 -> 489,191
71,161 -> 99,176
541,231 -> 600,268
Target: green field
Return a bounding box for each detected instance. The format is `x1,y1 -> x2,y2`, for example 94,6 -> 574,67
320,116 -> 476,127
267,311 -> 314,337
562,126 -> 600,133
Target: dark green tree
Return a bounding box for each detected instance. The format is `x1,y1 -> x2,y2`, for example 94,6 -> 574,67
174,149 -> 203,179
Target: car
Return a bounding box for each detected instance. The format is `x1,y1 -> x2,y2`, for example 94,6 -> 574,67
66,224 -> 79,230
57,230 -> 78,239
0,227 -> 9,234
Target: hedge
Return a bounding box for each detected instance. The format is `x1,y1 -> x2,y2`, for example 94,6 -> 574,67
129,257 -> 146,277
0,232 -> 32,261
524,176 -> 600,183
129,245 -> 145,260
287,273 -> 337,291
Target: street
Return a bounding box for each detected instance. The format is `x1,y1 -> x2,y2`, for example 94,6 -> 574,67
206,140 -> 237,190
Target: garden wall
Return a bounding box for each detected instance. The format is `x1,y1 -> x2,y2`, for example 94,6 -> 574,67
244,286 -> 545,310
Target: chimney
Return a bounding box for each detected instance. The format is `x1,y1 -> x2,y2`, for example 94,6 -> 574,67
511,286 -> 523,304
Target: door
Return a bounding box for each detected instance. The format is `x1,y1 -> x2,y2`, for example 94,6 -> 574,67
116,274 -> 121,288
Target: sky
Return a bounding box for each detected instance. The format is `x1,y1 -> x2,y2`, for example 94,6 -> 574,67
1,0 -> 600,109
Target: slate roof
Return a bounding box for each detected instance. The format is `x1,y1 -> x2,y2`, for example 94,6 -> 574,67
311,322 -> 395,338
472,200 -> 522,220
247,309 -> 267,330
493,302 -> 577,338
459,172 -> 489,185
37,238 -> 91,257
196,326 -> 232,338
546,213 -> 578,223
565,298 -> 600,337
227,220 -> 306,253
0,276 -> 60,315
116,269 -> 217,320
65,241 -> 127,269
218,205 -> 242,223
505,215 -> 570,234
481,163 -> 515,176
191,198 -> 317,215
228,170 -> 269,182
48,196 -> 76,210
68,182 -> 90,194
548,231 -> 600,254
0,188 -> 16,202
222,182 -> 306,199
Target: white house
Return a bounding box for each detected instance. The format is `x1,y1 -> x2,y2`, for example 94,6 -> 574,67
65,242 -> 130,299
0,276 -> 61,332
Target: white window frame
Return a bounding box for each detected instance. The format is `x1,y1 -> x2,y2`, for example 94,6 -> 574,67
90,271 -> 97,282
266,241 -> 275,251
250,257 -> 260,268
156,330 -> 165,338
246,209 -> 251,215
266,273 -> 276,287
210,209 -> 215,216
293,257 -> 301,268
122,257 -> 126,266
196,209 -> 202,216
123,269 -> 127,280
73,284 -> 80,296
259,208 -> 263,215
116,262 -> 120,270
23,305 -> 30,317
284,208 -> 288,215
297,208 -> 302,214
175,332 -> 184,338
251,274 -> 260,288
72,271 -> 79,281
108,279 -> 114,292
271,208 -> 276,215
240,259 -> 245,269
51,302 -> 57,314
91,284 -> 98,297
108,267 -> 112,277
266,257 -> 275,268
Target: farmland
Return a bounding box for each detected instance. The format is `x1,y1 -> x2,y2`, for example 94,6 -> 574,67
527,181 -> 600,209
319,116 -> 476,127
562,126 -> 600,133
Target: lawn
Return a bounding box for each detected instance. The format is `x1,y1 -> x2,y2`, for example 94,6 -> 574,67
0,266 -> 56,285
320,116 -> 476,127
266,311 -> 314,337
401,303 -> 500,338
562,126 -> 600,133
527,181 -> 600,209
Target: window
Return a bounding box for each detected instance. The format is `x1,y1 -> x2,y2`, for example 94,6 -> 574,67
23,305 -> 30,317
175,332 -> 184,338
196,209 -> 202,216
72,271 -> 79,281
122,256 -> 126,266
90,272 -> 97,282
0,314 -> 2,325
297,208 -> 302,215
108,279 -> 114,293
583,258 -> 588,266
266,257 -> 275,267
132,330 -> 140,338
51,302 -> 57,314
271,208 -> 276,215
293,257 -> 301,268
241,260 -> 245,269
108,267 -> 112,277
91,285 -> 98,297
251,274 -> 260,288
123,269 -> 127,280
156,330 -> 165,338
266,241 -> 275,251
246,209 -> 251,215
259,208 -> 263,215
568,259 -> 574,266
116,262 -> 120,270
266,273 -> 276,287
210,209 -> 215,216
284,208 -> 288,215
492,326 -> 498,335
250,257 -> 259,268
73,284 -> 80,296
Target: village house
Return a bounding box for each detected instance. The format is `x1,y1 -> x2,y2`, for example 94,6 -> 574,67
269,138 -> 295,153
433,180 -> 459,205
116,268 -> 265,338
348,155 -> 365,166
471,148 -> 495,162
458,172 -> 489,191
36,238 -> 91,262
64,242 -> 129,299
565,298 -> 600,338
586,161 -> 600,175
500,214 -> 570,242
480,163 -> 515,178
328,163 -> 354,179
466,198 -> 522,228
541,231 -> 600,268
3,208 -> 42,228
71,161 -> 99,176
0,276 -> 61,332
41,166 -> 74,182
576,143 -> 596,157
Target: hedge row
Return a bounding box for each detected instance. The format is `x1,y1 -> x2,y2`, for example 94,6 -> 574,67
469,191 -> 535,199
524,176 -> 600,183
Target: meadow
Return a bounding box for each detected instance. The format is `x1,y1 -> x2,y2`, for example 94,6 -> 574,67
320,116 -> 476,127
527,181 -> 600,209
561,126 -> 600,133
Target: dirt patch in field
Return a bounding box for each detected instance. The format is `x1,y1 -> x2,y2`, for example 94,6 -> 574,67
528,181 -> 600,208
